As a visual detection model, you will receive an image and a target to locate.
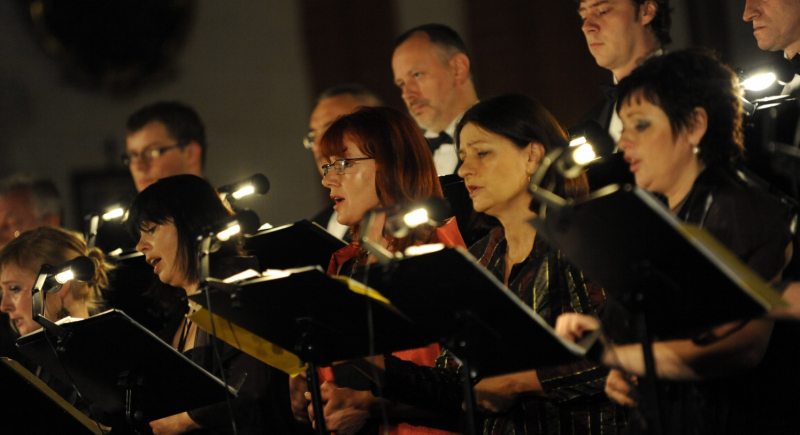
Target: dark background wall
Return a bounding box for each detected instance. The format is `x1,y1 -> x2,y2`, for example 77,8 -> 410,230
0,0 -> 766,232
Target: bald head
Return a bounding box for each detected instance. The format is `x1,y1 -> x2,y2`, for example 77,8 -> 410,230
392,28 -> 478,133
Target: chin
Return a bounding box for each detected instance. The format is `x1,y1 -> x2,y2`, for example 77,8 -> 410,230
18,323 -> 36,336
473,204 -> 494,216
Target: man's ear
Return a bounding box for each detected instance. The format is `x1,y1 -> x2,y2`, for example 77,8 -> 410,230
449,53 -> 471,86
184,142 -> 203,171
640,0 -> 658,27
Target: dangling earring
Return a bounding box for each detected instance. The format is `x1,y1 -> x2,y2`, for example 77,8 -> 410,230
692,146 -> 699,155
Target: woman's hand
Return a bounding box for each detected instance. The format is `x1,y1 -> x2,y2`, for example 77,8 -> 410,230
289,372 -> 311,423
306,381 -> 375,435
604,369 -> 638,407
555,313 -> 600,343
149,412 -> 201,435
473,370 -> 544,414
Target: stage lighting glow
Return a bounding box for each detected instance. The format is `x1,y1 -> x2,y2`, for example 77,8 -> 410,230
102,208 -> 125,221
569,137 -> 587,147
403,208 -> 429,228
405,243 -> 445,257
54,270 -> 74,284
216,225 -> 241,242
232,185 -> 255,199
742,73 -> 777,91
572,143 -> 596,165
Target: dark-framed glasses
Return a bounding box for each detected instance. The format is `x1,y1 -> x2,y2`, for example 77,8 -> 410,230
321,158 -> 374,177
122,144 -> 182,165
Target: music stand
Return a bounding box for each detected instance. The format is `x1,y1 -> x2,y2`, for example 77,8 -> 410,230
188,266 -> 433,435
0,357 -> 105,434
365,246 -> 598,435
531,183 -> 787,434
536,184 -> 785,336
16,310 -> 236,434
244,220 -> 347,270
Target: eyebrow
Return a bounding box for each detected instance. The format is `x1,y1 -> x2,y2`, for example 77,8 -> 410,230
578,0 -> 610,14
128,141 -> 170,151
620,110 -> 645,119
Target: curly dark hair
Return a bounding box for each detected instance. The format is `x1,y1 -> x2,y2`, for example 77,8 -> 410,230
616,48 -> 744,166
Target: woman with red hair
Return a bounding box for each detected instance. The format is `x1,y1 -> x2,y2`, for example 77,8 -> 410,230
290,106 -> 464,435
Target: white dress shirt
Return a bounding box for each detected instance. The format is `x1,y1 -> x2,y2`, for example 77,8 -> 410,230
424,114 -> 464,176
608,49 -> 664,146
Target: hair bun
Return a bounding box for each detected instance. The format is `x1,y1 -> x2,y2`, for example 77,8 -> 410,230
86,247 -> 110,288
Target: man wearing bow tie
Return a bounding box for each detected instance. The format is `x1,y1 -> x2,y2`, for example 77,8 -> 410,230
392,24 -> 479,175
578,0 -> 671,143
744,0 -> 800,95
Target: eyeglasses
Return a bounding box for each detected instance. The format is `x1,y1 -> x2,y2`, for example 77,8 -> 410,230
303,131 -> 316,150
122,144 -> 182,165
321,158 -> 374,177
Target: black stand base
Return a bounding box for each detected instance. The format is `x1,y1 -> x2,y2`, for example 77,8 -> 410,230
307,362 -> 328,435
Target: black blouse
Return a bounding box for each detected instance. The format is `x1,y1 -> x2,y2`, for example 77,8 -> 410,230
158,314 -> 303,435
657,165 -> 795,435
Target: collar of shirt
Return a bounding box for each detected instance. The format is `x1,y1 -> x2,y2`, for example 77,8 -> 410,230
423,110 -> 467,140
612,48 -> 664,84
782,52 -> 800,95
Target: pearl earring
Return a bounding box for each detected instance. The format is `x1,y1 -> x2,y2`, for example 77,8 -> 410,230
692,146 -> 699,155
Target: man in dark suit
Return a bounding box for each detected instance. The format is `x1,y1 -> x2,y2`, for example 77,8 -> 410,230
392,24 -> 478,176
577,0 -> 671,189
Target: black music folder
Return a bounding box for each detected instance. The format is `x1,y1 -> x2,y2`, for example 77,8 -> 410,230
0,357 -> 104,435
244,220 -> 347,271
15,310 -> 235,429
188,266 -> 431,365
534,184 -> 786,338
365,246 -> 596,378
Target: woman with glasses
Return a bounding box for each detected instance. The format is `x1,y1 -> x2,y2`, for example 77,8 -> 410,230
555,49 -> 795,434
128,174 -> 300,435
292,106 -> 465,435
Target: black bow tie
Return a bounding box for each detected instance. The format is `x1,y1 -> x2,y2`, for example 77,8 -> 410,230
600,83 -> 618,101
427,131 -> 453,153
791,54 -> 800,74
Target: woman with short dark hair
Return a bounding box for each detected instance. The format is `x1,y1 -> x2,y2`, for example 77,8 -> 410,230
556,48 -> 794,434
129,174 -> 299,435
